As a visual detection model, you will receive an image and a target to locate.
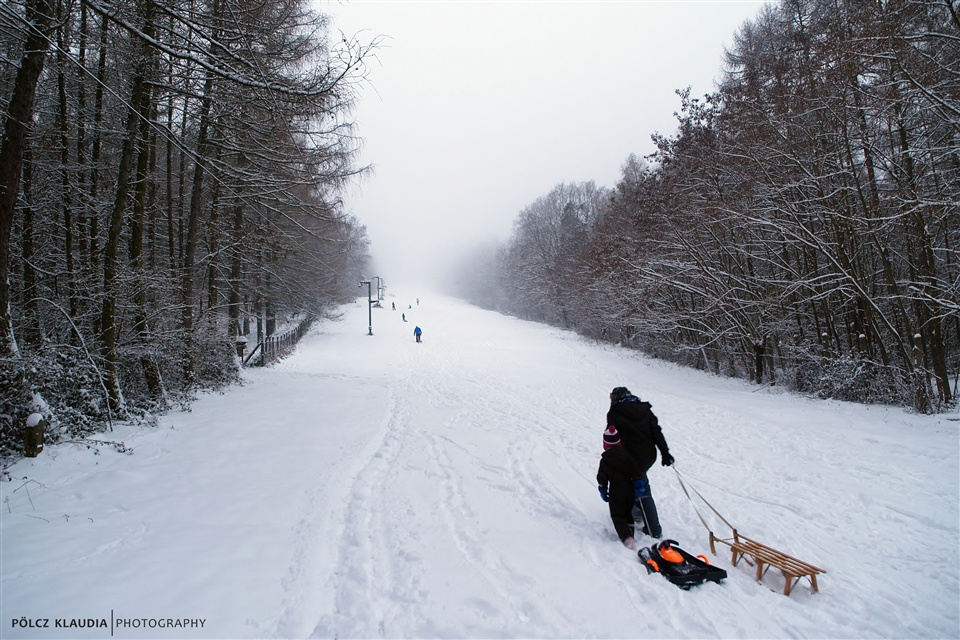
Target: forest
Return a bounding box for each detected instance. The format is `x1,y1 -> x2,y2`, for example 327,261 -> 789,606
0,0 -> 373,457
2,0 -> 957,463
463,0 -> 959,413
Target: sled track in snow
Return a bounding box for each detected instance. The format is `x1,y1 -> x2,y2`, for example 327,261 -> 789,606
305,386 -> 414,638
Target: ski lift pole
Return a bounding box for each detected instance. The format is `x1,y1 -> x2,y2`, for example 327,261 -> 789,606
359,280 -> 373,335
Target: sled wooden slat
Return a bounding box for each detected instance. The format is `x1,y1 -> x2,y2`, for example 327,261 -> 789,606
709,529 -> 824,596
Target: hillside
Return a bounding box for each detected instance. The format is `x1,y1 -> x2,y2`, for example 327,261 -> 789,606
2,290 -> 957,639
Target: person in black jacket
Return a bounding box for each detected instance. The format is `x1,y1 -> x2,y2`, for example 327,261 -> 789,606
596,426 -> 645,550
605,386 -> 675,539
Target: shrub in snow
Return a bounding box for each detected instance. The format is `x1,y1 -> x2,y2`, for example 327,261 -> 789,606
790,354 -> 907,406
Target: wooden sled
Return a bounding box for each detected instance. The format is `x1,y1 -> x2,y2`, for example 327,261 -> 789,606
673,468 -> 825,598
709,529 -> 825,596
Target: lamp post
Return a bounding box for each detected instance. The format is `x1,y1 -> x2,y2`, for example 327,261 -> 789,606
359,280 -> 373,335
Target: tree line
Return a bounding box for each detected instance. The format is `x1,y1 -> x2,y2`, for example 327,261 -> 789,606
0,0 -> 373,457
465,0 -> 958,413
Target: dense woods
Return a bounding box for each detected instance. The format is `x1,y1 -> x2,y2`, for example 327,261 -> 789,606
2,0 -> 956,463
0,0 -> 372,456
471,0 -> 959,413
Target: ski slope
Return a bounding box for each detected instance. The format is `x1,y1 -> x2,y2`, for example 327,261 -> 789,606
2,290 -> 958,639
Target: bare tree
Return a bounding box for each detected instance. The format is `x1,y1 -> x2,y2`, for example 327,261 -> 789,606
0,0 -> 54,356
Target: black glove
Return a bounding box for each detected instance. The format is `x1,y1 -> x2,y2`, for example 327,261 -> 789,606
661,451 -> 675,467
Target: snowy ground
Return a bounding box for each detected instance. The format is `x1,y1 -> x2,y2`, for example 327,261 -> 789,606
2,289 -> 958,639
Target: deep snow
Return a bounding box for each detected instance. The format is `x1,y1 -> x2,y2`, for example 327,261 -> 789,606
1,290 -> 958,639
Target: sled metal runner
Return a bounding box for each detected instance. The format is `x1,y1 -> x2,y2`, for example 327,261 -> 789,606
709,529 -> 824,596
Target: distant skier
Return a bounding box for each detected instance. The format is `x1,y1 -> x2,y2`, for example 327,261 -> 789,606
392,302 -> 396,310
597,426 -> 645,550
605,387 -> 674,539
414,326 -> 422,343
402,313 -> 407,322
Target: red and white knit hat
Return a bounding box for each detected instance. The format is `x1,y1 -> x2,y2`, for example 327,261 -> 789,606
603,426 -> 621,450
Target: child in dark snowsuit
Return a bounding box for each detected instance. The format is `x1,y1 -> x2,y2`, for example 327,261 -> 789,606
596,426 -> 645,550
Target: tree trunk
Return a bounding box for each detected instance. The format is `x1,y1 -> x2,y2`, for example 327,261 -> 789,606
205,180 -> 221,314
128,0 -> 160,398
754,337 -> 766,384
228,203 -> 243,336
57,15 -> 78,322
0,0 -> 54,357
100,1 -> 155,412
181,72 -> 215,381
89,10 -> 109,272
75,0 -> 89,262
165,81 -> 177,273
20,145 -> 42,347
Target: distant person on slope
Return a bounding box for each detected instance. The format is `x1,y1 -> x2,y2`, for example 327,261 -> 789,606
414,326 -> 422,343
596,426 -> 645,550
605,386 -> 674,539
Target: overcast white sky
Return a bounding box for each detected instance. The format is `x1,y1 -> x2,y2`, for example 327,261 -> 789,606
323,1 -> 767,287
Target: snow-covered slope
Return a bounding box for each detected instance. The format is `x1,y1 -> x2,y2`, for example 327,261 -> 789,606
2,290 -> 957,638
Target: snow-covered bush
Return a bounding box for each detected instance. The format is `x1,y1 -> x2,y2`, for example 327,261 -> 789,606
790,354 -> 908,406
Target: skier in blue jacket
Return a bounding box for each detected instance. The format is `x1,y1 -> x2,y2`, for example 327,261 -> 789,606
414,326 -> 422,343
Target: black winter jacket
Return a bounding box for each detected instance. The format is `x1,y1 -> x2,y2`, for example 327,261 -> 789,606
606,396 -> 670,473
596,445 -> 643,506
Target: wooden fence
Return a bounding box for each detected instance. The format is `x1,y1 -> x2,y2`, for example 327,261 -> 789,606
242,315 -> 315,367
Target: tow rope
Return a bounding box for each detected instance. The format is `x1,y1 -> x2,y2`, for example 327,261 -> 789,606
671,466 -> 736,533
